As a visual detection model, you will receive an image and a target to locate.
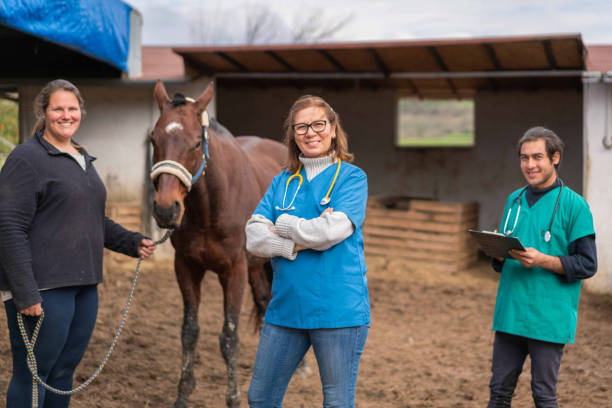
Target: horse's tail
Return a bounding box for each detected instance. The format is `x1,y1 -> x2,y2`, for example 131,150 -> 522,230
249,260 -> 274,333
263,260 -> 273,287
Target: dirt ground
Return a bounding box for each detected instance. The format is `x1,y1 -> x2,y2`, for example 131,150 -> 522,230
1,254 -> 611,407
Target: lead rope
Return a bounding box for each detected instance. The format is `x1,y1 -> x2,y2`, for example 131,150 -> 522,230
17,229 -> 173,408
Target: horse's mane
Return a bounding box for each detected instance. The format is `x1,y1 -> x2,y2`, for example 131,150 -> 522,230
209,118 -> 232,138
171,93 -> 188,107
170,93 -> 233,139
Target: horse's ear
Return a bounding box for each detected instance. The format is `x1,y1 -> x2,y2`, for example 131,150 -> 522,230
154,80 -> 171,112
193,82 -> 214,113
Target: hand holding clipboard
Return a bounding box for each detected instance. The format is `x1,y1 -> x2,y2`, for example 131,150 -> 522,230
468,229 -> 526,259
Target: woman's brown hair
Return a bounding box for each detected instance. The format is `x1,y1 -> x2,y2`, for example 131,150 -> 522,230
32,79 -> 86,137
282,95 -> 353,172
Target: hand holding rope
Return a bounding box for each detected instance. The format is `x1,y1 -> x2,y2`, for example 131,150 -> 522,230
17,229 -> 173,407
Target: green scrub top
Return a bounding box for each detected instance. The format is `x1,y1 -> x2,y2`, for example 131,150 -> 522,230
492,184 -> 594,344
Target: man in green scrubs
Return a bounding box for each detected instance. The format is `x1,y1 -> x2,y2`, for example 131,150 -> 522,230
487,127 -> 597,408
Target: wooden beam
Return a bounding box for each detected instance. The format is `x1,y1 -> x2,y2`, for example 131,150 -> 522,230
427,45 -> 459,97
543,40 -> 558,70
317,49 -> 346,72
482,44 -> 502,70
265,51 -> 296,71
215,52 -> 248,72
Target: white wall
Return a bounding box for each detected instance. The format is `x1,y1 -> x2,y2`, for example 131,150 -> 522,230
583,79 -> 612,293
217,86 -> 583,231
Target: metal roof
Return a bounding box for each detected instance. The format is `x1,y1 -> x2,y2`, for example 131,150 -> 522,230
174,34 -> 586,97
140,46 -> 185,80
586,45 -> 612,72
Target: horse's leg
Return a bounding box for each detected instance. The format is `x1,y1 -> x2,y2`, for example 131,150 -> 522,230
247,261 -> 312,379
247,261 -> 272,327
217,256 -> 248,408
174,254 -> 205,408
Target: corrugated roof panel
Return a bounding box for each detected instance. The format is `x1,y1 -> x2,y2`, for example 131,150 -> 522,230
586,45 -> 612,71
172,34 -> 586,94
324,48 -> 381,72
492,41 -> 550,70
140,46 -> 184,80
272,49 -> 339,72
434,44 -> 496,72
221,51 -> 288,72
376,47 -> 441,72
190,52 -> 241,72
550,38 -> 584,69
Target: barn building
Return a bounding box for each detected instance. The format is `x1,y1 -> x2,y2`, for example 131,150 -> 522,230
1,2 -> 610,292
164,36 -> 612,293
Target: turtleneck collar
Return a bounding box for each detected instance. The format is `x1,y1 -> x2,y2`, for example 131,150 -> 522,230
298,154 -> 336,181
525,177 -> 562,207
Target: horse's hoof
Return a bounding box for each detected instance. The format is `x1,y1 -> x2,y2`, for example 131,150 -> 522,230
226,392 -> 241,407
173,397 -> 189,408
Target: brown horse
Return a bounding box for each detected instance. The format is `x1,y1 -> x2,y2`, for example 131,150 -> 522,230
150,80 -> 285,407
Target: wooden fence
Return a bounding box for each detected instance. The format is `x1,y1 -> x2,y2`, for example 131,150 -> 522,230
364,197 -> 479,270
105,201 -> 143,266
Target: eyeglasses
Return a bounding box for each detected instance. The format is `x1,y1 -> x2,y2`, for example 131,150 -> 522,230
292,120 -> 328,135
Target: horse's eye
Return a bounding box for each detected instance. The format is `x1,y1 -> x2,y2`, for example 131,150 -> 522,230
194,140 -> 202,149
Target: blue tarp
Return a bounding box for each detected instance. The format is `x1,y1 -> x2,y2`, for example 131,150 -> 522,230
0,0 -> 133,72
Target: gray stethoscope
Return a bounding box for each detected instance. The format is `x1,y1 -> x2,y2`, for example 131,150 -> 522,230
276,159 -> 341,211
503,179 -> 564,243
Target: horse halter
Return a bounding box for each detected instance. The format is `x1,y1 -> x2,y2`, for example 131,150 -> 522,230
150,107 -> 210,192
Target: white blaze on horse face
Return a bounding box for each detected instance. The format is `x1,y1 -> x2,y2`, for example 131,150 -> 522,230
165,121 -> 183,134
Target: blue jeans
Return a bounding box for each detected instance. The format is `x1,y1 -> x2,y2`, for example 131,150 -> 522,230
488,331 -> 565,408
248,323 -> 369,408
4,285 -> 98,408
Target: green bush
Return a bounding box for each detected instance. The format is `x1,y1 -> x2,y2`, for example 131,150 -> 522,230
0,99 -> 19,169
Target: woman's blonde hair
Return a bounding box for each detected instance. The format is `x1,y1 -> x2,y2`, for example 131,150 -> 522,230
282,95 -> 353,172
32,79 -> 86,137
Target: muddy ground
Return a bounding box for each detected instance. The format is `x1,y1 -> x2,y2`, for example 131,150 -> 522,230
1,254 -> 611,407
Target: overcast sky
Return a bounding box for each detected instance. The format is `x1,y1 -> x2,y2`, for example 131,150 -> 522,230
125,0 -> 612,46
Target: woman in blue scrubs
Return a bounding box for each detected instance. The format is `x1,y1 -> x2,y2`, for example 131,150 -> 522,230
246,95 -> 370,407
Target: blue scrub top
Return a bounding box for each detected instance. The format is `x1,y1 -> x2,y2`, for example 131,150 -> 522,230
253,162 -> 370,329
493,185 -> 594,344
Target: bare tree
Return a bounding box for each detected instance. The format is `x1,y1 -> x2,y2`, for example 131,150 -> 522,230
244,3 -> 287,44
291,9 -> 354,43
189,2 -> 353,45
189,3 -> 243,44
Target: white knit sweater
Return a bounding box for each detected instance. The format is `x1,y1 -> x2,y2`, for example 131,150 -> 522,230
245,155 -> 354,260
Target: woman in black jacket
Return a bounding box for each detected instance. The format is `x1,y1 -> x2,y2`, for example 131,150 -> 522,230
0,79 -> 156,407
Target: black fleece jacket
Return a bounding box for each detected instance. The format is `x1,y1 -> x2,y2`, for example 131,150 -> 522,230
0,132 -> 143,310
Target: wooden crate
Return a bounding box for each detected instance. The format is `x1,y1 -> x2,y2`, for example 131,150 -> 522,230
106,201 -> 142,232
364,197 -> 479,270
105,201 -> 143,265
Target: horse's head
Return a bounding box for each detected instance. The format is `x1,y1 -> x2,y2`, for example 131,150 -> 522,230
150,80 -> 213,228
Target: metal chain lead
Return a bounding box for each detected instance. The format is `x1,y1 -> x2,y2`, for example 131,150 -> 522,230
17,229 -> 173,407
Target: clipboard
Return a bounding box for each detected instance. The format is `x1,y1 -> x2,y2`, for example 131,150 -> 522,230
468,229 -> 526,259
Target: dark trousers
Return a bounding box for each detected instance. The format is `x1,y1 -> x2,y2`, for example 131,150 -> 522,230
488,331 -> 565,408
4,285 -> 98,408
